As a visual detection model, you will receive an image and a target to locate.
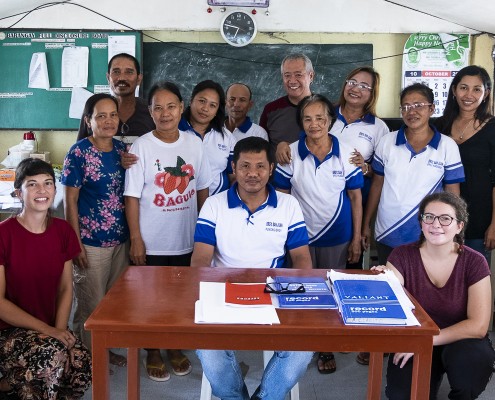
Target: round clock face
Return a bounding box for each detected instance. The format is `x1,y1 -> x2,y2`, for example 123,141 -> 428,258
221,11 -> 257,47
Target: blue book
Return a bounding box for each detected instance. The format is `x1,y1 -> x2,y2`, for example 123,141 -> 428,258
332,280 -> 407,325
274,276 -> 337,309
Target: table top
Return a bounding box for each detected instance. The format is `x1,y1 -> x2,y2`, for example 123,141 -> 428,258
86,266 -> 439,342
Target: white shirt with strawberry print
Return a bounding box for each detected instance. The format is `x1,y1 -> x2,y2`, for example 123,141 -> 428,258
124,131 -> 212,255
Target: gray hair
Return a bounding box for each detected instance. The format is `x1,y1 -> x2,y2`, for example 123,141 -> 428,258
280,53 -> 314,75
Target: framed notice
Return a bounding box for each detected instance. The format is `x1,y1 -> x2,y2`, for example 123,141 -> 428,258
402,33 -> 470,117
208,0 -> 269,7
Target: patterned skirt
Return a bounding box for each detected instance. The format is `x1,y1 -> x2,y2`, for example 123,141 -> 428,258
0,328 -> 92,399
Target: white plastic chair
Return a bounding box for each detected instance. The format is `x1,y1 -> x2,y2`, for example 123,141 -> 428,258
200,350 -> 300,400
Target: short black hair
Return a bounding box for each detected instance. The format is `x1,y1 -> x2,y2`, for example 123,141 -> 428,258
81,93 -> 118,124
148,81 -> 183,105
107,53 -> 141,75
233,137 -> 273,165
14,158 -> 55,190
400,82 -> 434,104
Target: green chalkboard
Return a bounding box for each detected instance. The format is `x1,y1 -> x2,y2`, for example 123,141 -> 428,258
143,43 -> 373,122
0,30 -> 142,130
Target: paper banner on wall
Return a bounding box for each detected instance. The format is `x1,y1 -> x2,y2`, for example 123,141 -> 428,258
402,33 -> 470,117
61,46 -> 89,88
69,87 -> 93,119
108,35 -> 136,61
28,52 -> 50,90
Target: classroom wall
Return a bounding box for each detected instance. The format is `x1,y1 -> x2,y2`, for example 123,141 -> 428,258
0,1 -> 493,164
0,0 -> 473,33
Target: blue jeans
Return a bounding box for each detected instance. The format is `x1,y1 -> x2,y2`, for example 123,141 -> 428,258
196,349 -> 313,400
465,239 -> 492,266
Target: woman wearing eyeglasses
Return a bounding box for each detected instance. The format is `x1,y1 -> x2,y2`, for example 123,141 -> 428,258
362,82 -> 464,265
273,94 -> 364,375
372,192 -> 495,399
435,66 -> 495,265
325,68 -> 388,371
331,67 -> 390,190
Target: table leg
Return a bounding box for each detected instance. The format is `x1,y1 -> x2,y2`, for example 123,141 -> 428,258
367,352 -> 383,400
91,333 -> 109,400
127,347 -> 140,400
410,348 -> 433,399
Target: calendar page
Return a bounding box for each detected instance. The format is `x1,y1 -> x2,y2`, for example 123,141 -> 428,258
402,33 -> 470,117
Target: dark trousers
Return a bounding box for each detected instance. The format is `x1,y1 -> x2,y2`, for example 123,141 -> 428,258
145,252 -> 192,267
376,242 -> 394,265
385,336 -> 495,399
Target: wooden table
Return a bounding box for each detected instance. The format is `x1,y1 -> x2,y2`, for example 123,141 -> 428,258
85,266 -> 439,400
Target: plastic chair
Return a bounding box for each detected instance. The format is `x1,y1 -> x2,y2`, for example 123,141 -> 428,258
200,350 -> 299,400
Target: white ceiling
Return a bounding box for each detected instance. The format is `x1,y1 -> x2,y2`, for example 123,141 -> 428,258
386,0 -> 495,34
0,0 -> 494,34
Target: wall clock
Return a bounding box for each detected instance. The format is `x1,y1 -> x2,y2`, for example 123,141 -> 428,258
220,10 -> 257,47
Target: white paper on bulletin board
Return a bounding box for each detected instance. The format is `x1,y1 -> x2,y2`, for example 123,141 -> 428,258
108,35 -> 136,61
402,33 -> 470,117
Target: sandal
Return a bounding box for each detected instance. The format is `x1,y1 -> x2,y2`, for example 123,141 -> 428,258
167,350 -> 192,376
142,357 -> 170,382
356,352 -> 370,365
356,352 -> 389,365
109,351 -> 127,367
317,352 -> 336,374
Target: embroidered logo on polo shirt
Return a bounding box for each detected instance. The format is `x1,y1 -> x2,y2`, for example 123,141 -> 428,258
332,170 -> 344,177
266,221 -> 283,232
218,144 -> 228,151
427,159 -> 444,169
358,131 -> 373,142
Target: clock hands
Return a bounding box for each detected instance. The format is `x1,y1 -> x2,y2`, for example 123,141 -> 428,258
224,23 -> 240,38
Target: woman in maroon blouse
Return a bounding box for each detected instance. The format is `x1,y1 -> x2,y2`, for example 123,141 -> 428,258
373,192 -> 494,399
0,159 -> 91,398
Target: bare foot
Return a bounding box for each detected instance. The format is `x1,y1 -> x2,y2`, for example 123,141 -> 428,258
144,349 -> 170,382
167,349 -> 192,376
317,352 -> 336,374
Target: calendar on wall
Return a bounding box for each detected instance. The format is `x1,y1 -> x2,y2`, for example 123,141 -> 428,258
402,33 -> 470,117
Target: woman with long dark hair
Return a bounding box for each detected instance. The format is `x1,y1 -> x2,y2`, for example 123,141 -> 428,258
180,80 -> 236,194
435,65 -> 495,264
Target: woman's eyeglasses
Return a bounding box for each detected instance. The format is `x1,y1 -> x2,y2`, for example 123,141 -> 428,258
421,213 -> 457,226
264,282 -> 305,294
399,102 -> 432,113
345,80 -> 372,91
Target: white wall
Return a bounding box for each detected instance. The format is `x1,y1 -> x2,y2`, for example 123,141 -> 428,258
0,0 -> 479,33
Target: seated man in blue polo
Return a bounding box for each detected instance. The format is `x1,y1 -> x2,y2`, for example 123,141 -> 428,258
191,136 -> 313,400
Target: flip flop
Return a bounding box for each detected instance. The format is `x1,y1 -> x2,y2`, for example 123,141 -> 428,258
167,350 -> 192,376
356,352 -> 389,365
109,351 -> 127,367
317,352 -> 336,374
142,358 -> 170,382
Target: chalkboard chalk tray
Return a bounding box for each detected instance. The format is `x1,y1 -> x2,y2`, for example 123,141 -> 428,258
0,30 -> 142,130
143,42 -> 373,122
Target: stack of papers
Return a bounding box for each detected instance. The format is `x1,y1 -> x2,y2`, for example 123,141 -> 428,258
328,270 -> 420,326
195,282 -> 280,325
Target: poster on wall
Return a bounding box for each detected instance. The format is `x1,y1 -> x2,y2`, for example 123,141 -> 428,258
402,33 -> 470,117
